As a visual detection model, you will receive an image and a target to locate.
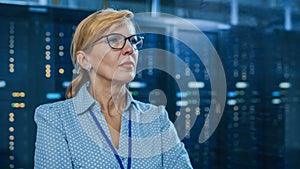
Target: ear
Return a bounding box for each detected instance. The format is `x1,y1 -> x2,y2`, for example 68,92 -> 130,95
76,51 -> 91,71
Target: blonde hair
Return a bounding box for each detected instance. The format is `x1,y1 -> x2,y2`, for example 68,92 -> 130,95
65,8 -> 134,99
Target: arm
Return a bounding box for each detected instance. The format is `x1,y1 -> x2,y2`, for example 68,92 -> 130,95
160,108 -> 193,169
34,104 -> 73,169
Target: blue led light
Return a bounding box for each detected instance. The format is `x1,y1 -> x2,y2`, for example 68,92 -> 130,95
176,92 -> 189,98
128,81 -> 147,88
279,82 -> 291,89
28,7 -> 48,13
272,98 -> 281,104
188,81 -> 205,88
62,81 -> 71,88
46,93 -> 62,100
227,91 -> 236,97
176,100 -> 189,107
272,91 -> 280,97
227,99 -> 237,105
0,80 -> 6,88
235,82 -> 248,89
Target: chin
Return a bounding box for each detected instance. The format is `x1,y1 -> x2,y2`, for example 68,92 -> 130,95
112,73 -> 136,84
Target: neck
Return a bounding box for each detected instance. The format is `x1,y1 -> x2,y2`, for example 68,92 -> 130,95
89,78 -> 127,117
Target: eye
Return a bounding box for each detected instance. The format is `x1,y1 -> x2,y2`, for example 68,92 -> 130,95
107,35 -> 123,44
108,37 -> 119,44
130,36 -> 141,44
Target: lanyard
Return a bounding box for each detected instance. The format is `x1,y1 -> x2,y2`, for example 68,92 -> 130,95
89,109 -> 132,169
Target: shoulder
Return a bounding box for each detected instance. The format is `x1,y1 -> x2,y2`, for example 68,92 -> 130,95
34,99 -> 74,123
35,99 -> 73,113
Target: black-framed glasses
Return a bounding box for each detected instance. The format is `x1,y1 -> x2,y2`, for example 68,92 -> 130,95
94,33 -> 144,50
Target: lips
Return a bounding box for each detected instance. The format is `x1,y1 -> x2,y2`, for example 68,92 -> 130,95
119,61 -> 135,69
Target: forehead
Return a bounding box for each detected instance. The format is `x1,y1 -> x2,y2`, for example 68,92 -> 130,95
105,21 -> 136,36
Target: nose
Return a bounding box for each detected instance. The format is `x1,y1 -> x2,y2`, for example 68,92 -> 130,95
121,39 -> 134,55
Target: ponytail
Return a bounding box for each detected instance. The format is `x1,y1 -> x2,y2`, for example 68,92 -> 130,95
65,69 -> 89,99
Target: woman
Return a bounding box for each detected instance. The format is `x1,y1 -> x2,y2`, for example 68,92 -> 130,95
34,8 -> 193,169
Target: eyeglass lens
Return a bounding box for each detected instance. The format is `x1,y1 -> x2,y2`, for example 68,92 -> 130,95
106,34 -> 143,50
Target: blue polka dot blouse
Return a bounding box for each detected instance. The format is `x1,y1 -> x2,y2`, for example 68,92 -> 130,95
34,83 -> 193,169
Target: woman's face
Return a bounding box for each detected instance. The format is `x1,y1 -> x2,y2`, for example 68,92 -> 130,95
88,23 -> 138,85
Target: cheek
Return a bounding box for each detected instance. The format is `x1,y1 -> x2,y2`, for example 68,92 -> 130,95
133,52 -> 139,63
91,48 -> 116,69
97,56 -> 118,71
97,53 -> 122,78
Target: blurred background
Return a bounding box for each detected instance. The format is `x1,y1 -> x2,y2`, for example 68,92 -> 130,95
0,0 -> 300,169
